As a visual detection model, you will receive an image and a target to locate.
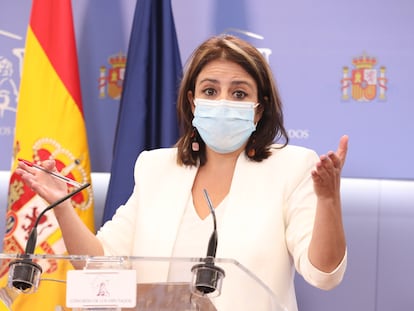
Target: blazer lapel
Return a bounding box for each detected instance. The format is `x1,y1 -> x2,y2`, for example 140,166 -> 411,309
158,163 -> 198,257
218,154 -> 258,260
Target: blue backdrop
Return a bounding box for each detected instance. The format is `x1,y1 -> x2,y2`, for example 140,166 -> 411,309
1,0 -> 413,179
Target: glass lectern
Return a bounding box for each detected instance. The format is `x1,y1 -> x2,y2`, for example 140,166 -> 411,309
1,254 -> 287,311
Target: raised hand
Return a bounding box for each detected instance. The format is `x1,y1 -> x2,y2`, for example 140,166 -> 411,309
16,159 -> 69,204
311,135 -> 349,199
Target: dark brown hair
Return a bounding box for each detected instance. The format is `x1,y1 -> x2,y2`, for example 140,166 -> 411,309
176,34 -> 288,166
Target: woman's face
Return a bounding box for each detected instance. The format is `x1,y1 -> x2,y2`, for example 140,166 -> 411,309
188,59 -> 263,124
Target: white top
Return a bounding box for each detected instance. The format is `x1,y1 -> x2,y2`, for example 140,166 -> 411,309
172,194 -> 227,258
168,195 -> 227,282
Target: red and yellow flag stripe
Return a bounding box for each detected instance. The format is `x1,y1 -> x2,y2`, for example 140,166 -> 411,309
1,0 -> 94,309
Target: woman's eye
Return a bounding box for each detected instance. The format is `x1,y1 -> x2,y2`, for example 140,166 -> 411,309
203,88 -> 216,96
234,90 -> 247,99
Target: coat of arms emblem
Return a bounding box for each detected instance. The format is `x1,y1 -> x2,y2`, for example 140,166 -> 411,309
341,53 -> 387,101
99,52 -> 126,100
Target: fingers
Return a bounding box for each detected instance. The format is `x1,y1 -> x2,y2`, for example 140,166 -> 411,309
312,135 -> 349,198
16,161 -> 35,180
314,154 -> 335,178
336,135 -> 349,167
16,159 -> 57,185
318,135 -> 349,171
17,159 -> 56,172
15,167 -> 37,190
313,135 -> 348,181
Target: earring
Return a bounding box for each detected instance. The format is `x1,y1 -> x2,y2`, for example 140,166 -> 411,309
247,134 -> 256,158
191,128 -> 199,152
248,147 -> 256,158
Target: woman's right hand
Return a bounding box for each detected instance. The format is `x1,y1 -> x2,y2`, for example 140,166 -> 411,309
17,159 -> 105,257
16,159 -> 69,205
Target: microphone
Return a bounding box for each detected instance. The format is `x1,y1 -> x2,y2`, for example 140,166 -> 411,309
204,189 -> 218,259
8,182 -> 90,293
191,189 -> 225,297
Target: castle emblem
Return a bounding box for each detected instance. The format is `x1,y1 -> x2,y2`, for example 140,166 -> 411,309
341,53 -> 387,101
98,52 -> 126,100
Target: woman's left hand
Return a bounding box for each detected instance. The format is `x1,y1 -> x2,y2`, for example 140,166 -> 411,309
311,135 -> 349,199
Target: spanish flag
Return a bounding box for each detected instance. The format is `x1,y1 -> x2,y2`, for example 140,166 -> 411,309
0,0 -> 94,309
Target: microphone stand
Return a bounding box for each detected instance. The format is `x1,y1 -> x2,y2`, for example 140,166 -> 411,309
191,189 -> 225,297
8,182 -> 90,293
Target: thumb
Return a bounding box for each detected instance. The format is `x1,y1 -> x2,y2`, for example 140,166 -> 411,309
41,159 -> 57,171
337,135 -> 349,168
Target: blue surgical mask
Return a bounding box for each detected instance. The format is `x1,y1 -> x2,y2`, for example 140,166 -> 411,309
192,98 -> 258,154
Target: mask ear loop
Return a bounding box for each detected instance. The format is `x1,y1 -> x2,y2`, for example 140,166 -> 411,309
253,102 -> 261,127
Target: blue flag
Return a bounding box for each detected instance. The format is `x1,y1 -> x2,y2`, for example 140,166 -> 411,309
102,0 -> 182,223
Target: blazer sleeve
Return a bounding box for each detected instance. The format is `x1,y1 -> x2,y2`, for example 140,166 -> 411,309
284,147 -> 347,290
95,152 -> 144,256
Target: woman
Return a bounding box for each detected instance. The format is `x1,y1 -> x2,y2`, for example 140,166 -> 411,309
17,35 -> 348,311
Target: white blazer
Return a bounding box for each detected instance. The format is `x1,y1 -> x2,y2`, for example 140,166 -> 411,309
97,145 -> 346,311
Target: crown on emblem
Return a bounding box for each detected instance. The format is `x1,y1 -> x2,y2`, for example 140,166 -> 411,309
352,54 -> 377,69
109,52 -> 127,68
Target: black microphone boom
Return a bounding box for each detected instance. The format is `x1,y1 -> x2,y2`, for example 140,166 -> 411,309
8,182 -> 91,292
190,189 -> 225,296
24,182 -> 90,254
203,189 -> 218,259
